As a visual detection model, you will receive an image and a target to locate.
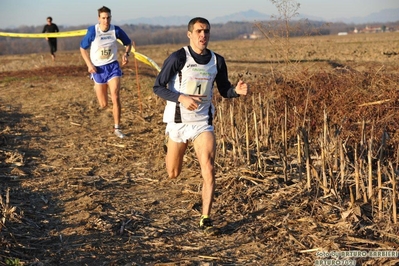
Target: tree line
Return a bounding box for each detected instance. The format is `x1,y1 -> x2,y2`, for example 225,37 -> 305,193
1,20 -> 397,55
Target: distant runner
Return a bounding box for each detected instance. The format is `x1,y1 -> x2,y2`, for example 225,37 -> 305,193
42,16 -> 59,61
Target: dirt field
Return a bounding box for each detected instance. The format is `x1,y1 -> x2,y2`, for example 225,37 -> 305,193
1,33 -> 399,266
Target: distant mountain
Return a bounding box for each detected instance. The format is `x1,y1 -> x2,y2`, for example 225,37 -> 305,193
334,8 -> 399,24
119,15 -> 191,26
117,10 -> 273,26
212,9 -> 271,23
117,9 -> 314,26
117,8 -> 399,26
303,8 -> 399,24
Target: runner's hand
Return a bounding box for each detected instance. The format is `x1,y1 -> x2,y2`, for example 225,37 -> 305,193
122,54 -> 129,66
87,64 -> 97,74
235,80 -> 249,95
179,94 -> 206,111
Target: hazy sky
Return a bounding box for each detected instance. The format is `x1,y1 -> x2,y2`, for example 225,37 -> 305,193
1,0 -> 398,28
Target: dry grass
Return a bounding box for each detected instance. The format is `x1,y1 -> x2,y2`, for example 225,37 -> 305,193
1,32 -> 399,265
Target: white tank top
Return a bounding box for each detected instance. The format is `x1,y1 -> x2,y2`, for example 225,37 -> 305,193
90,24 -> 118,66
163,46 -> 218,124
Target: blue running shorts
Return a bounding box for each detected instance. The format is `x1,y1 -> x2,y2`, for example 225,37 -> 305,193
91,61 -> 122,84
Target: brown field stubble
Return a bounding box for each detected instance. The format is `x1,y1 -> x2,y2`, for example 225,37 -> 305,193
1,32 -> 399,265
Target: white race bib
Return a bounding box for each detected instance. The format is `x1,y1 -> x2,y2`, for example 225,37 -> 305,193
97,47 -> 113,61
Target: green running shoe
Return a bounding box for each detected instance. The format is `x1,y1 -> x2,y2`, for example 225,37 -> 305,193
199,216 -> 218,236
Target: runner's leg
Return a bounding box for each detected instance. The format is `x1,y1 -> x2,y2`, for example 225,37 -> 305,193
94,83 -> 109,109
107,77 -> 121,126
193,131 -> 216,216
166,139 -> 188,178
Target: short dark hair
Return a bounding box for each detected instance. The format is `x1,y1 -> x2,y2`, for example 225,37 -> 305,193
47,17 -> 52,22
188,17 -> 210,32
98,6 -> 111,16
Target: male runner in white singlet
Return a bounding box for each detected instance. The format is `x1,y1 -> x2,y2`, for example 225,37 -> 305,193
153,17 -> 249,235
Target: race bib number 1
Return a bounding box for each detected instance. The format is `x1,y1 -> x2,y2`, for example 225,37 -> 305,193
186,80 -> 212,102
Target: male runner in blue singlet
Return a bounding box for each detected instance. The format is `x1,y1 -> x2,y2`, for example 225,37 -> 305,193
80,6 -> 132,139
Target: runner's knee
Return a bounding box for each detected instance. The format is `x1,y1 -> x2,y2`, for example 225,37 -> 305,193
167,170 -> 179,179
167,167 -> 181,179
98,102 -> 108,109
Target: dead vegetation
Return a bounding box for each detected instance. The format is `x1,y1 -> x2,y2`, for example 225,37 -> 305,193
1,32 -> 399,266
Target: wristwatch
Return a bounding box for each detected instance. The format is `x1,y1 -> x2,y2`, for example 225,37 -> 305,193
125,52 -> 129,57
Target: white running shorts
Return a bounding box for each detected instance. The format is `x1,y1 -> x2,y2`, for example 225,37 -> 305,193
165,122 -> 214,143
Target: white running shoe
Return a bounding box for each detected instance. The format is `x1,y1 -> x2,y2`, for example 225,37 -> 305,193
114,128 -> 125,139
